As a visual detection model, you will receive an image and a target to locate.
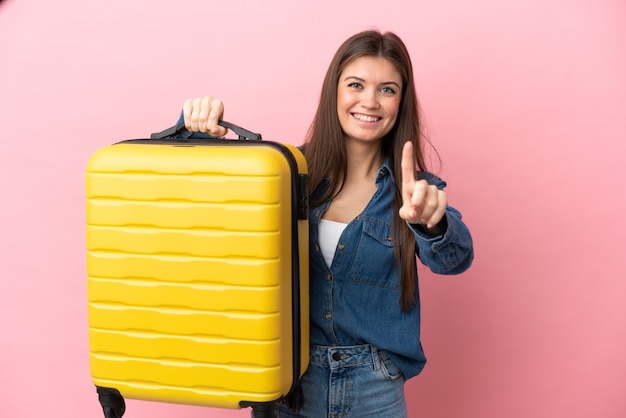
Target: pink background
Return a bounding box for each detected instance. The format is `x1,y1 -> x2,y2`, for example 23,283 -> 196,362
1,0 -> 625,417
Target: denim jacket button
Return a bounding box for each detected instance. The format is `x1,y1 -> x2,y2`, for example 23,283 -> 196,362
337,244 -> 345,250
327,274 -> 332,281
325,312 -> 332,319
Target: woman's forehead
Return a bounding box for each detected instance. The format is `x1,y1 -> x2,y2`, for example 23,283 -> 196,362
340,56 -> 403,85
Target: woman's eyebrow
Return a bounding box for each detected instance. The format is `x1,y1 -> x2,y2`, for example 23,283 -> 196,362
381,81 -> 402,88
343,76 -> 366,83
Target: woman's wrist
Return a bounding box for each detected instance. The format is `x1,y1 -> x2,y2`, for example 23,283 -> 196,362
411,214 -> 448,237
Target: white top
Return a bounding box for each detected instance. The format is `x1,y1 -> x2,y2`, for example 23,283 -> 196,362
318,219 -> 348,268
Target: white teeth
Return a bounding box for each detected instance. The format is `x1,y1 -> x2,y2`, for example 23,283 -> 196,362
353,113 -> 379,122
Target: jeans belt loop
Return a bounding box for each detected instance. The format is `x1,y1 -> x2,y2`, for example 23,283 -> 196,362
371,345 -> 381,371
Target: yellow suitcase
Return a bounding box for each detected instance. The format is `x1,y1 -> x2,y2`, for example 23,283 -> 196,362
86,121 -> 309,417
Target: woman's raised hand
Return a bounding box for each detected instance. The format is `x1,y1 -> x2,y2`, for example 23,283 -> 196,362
399,141 -> 448,231
182,96 -> 228,137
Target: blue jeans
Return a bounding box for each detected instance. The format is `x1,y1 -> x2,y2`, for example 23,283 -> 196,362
277,345 -> 407,418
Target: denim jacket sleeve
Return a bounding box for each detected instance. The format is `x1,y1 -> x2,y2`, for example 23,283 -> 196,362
408,172 -> 474,275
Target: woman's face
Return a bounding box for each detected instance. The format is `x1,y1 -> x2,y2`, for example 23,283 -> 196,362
336,56 -> 403,145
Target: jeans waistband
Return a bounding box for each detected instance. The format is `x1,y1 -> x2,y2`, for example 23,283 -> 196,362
309,344 -> 381,370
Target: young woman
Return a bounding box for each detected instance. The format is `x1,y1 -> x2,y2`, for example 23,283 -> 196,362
180,30 -> 474,418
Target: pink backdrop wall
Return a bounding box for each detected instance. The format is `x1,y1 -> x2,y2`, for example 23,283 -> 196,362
1,0 -> 625,417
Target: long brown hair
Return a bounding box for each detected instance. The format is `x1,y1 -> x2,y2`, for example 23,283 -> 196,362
303,29 -> 433,312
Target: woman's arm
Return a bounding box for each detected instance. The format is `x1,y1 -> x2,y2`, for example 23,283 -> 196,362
410,205 -> 474,275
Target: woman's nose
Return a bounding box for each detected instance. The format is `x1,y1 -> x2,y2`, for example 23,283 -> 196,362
360,89 -> 379,109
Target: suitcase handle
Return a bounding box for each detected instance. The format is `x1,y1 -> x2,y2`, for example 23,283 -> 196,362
150,120 -> 262,141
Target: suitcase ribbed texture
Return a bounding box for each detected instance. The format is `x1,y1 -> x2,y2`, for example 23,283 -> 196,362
86,142 -> 308,409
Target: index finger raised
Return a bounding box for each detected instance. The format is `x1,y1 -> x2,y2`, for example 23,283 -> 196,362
401,141 -> 417,185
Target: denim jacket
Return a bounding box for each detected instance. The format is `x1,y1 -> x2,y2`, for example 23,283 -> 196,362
308,158 -> 473,380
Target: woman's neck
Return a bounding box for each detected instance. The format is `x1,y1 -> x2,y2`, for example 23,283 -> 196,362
343,140 -> 384,182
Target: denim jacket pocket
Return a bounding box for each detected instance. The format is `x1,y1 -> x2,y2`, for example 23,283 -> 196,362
350,217 -> 400,290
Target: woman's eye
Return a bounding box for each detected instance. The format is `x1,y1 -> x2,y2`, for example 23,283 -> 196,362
380,86 -> 396,95
348,82 -> 363,89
